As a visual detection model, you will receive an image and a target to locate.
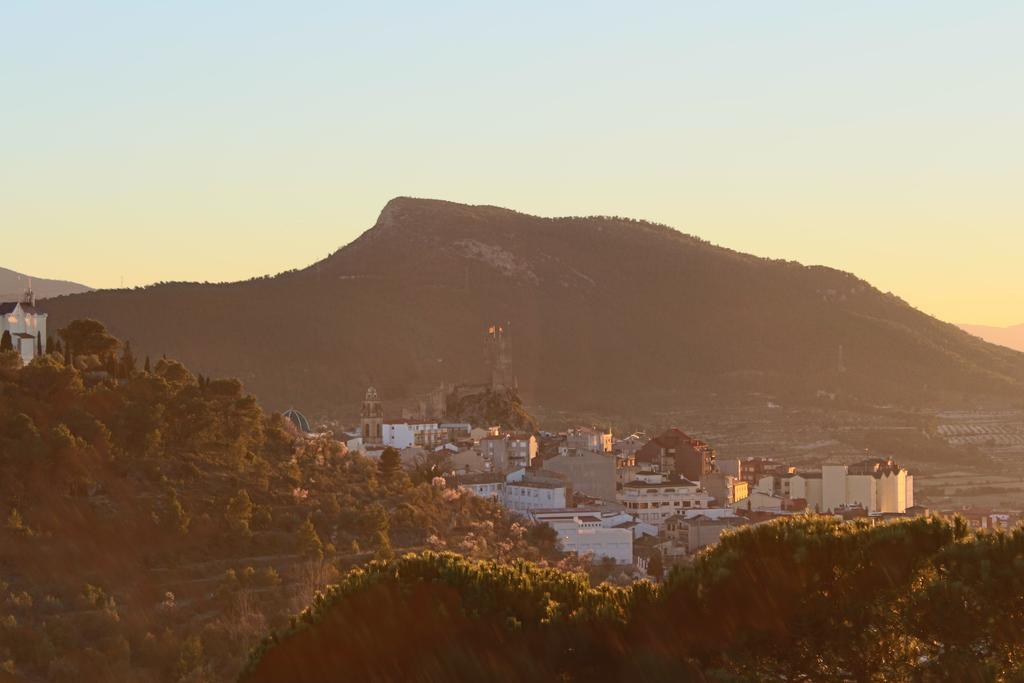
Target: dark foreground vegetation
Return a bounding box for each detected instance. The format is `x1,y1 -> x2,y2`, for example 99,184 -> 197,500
0,322 -> 559,682
243,516 -> 1024,683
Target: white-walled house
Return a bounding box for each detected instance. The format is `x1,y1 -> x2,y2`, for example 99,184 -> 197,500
529,509 -> 633,564
616,472 -> 714,527
453,471 -> 567,513
381,421 -> 449,449
1,290 -> 46,364
503,480 -> 567,513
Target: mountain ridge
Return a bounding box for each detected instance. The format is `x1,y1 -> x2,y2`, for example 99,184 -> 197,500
0,266 -> 93,301
959,322 -> 1024,353
40,197 -> 1024,419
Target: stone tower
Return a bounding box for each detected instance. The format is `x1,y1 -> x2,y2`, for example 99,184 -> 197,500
360,386 -> 383,443
485,324 -> 516,390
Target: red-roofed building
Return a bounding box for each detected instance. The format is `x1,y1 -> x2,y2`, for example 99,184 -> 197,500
635,428 -> 716,482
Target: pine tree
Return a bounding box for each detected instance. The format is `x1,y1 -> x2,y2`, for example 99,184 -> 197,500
120,340 -> 137,377
646,549 -> 665,581
379,447 -> 402,476
225,489 -> 254,538
36,332 -> 42,358
0,331 -> 12,353
144,355 -> 151,373
373,529 -> 394,561
297,516 -> 324,561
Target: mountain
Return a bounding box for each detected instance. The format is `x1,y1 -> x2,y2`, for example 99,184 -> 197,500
0,266 -> 92,301
959,322 -> 1024,353
41,197 -> 1024,419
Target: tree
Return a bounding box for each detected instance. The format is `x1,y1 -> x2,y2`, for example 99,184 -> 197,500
373,529 -> 393,561
646,550 -> 664,581
379,447 -> 402,476
6,508 -> 26,534
119,341 -> 137,378
35,332 -> 42,358
297,516 -> 324,561
160,489 -> 190,536
58,319 -> 120,362
144,355 -> 151,373
226,490 -> 254,538
0,331 -> 12,353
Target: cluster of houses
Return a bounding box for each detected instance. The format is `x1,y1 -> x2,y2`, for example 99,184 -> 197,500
284,387 -> 924,578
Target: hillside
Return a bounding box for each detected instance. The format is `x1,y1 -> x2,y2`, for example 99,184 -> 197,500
960,322 -> 1024,353
0,330 -> 559,682
0,267 -> 92,302
41,197 -> 1024,419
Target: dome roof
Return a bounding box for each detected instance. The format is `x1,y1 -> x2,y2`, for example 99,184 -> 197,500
282,408 -> 311,434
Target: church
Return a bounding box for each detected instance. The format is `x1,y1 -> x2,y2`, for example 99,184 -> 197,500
0,286 -> 47,365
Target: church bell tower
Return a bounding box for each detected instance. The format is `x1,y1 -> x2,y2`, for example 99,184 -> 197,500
361,386 -> 383,444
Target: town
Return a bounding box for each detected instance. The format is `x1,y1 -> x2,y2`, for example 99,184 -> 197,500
257,324 -> 932,580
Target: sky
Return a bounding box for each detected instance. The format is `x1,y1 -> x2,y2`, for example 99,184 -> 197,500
1,2 -> 1022,325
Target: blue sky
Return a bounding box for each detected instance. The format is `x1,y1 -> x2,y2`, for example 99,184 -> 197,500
2,2 -> 1022,323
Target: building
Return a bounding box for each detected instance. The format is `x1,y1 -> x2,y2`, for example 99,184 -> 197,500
664,509 -> 750,555
756,458 -> 913,514
380,421 -> 449,449
453,470 -> 567,514
484,323 -> 516,390
562,427 -> 613,454
701,472 -> 750,506
440,422 -> 472,439
530,509 -> 633,564
360,386 -> 383,444
614,432 -> 648,459
822,459 -> 913,514
617,472 -> 714,527
757,472 -> 824,511
480,433 -> 537,472
1,287 -> 46,365
502,478 -> 567,513
739,457 -> 788,486
542,450 -> 617,502
454,472 -> 505,500
635,428 -> 716,482
450,448 -> 489,474
282,408 -> 312,434
716,459 -> 742,479
337,431 -> 364,454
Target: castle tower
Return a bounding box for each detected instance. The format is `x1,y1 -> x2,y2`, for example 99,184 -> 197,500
360,386 -> 383,443
485,323 -> 516,390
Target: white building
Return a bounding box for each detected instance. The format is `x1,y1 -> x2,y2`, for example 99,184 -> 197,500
530,509 -> 633,564
381,421 -> 449,449
1,289 -> 46,365
616,472 -> 714,527
454,472 -> 505,500
758,458 -> 913,514
453,471 -> 567,513
503,479 -> 567,513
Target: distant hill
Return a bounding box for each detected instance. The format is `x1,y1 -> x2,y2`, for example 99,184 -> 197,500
0,266 -> 92,301
959,322 -> 1024,353
41,197 -> 1024,418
